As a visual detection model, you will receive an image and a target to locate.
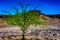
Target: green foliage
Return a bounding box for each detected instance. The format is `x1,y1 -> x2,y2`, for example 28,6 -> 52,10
2,3 -> 45,32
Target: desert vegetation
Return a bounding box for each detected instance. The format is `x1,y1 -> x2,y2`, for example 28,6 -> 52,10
1,3 -> 45,40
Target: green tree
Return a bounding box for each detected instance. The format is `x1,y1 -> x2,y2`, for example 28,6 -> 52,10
2,3 -> 44,40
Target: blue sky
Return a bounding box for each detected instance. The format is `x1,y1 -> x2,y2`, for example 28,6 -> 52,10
0,0 -> 60,15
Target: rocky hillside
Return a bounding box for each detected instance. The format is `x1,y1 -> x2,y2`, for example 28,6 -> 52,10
39,14 -> 60,24
28,10 -> 60,24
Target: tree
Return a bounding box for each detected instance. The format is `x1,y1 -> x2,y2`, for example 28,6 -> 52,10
2,3 -> 44,40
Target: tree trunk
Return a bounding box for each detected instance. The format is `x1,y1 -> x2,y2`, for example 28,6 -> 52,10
22,33 -> 26,40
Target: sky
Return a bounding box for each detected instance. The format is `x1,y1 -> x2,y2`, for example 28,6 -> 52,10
0,0 -> 60,15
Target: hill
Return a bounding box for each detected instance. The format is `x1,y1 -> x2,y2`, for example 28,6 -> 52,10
47,14 -> 60,19
28,10 -> 60,24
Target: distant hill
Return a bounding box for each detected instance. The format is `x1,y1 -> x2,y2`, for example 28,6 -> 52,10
29,10 -> 60,19
0,15 -> 10,18
46,14 -> 60,19
27,10 -> 60,24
